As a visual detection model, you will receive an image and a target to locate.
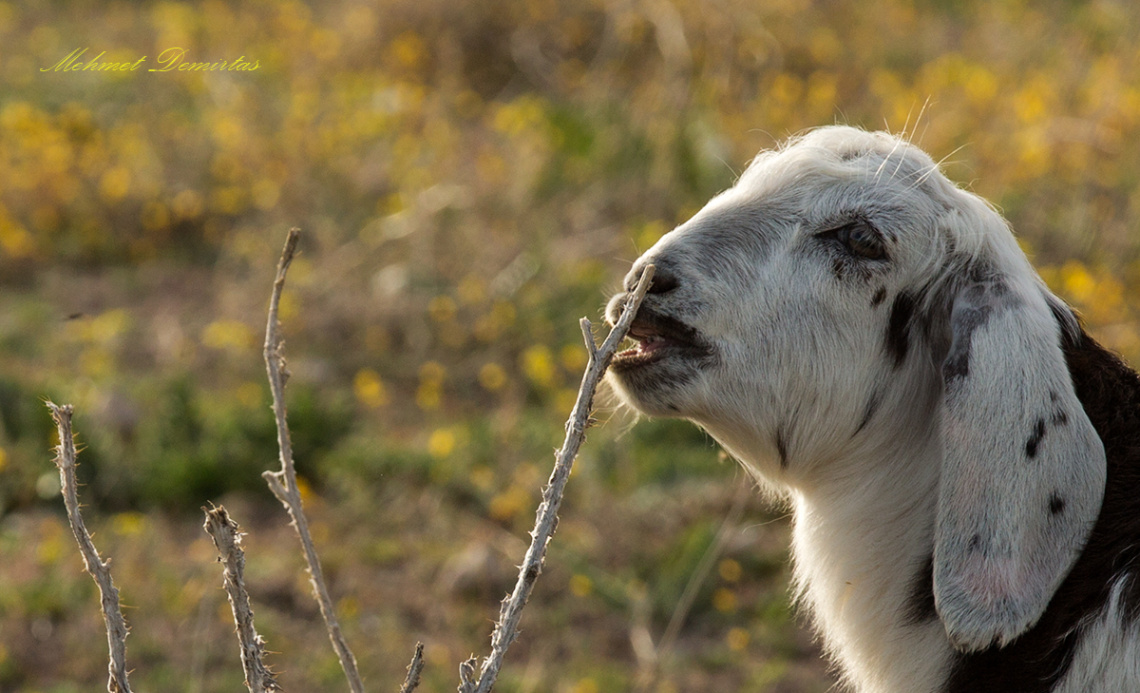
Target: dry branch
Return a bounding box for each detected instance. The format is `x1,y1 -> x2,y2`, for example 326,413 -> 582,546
46,402 -> 133,693
261,228 -> 365,693
399,643 -> 425,693
203,504 -> 282,693
460,265 -> 657,693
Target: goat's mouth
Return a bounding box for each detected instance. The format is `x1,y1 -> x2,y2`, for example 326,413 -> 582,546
611,310 -> 711,371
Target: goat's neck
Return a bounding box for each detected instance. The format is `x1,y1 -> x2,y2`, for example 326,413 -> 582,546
786,431 -> 952,692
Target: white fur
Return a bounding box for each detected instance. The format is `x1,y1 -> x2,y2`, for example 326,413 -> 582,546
1055,577 -> 1140,692
606,126 -> 1126,691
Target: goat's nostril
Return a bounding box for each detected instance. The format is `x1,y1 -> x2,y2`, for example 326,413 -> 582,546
647,270 -> 679,295
624,264 -> 680,294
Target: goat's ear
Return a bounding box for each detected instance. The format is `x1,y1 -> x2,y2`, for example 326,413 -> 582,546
933,277 -> 1106,652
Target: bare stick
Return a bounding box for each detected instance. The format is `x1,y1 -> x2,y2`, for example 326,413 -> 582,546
203,504 -> 282,693
47,402 -> 133,693
399,643 -> 425,693
261,228 -> 365,693
461,265 -> 657,693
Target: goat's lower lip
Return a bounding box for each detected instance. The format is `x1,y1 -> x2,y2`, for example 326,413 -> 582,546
611,339 -> 711,373
613,338 -> 675,365
610,314 -> 709,370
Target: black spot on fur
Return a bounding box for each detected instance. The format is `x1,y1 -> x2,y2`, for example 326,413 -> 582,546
943,349 -> 970,382
1046,391 -> 1069,427
904,555 -> 937,625
886,293 -> 916,367
776,427 -> 789,469
968,533 -> 982,553
871,287 -> 887,307
947,328 -> 1140,692
942,300 -> 994,384
1049,493 -> 1066,516
832,258 -> 846,280
1026,418 -> 1047,459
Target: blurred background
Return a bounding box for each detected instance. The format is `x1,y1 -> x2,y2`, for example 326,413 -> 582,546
1,0 -> 1139,691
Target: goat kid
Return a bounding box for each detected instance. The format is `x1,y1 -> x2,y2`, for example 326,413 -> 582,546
605,126 -> 1140,692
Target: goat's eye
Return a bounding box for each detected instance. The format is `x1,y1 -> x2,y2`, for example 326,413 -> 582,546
825,219 -> 887,261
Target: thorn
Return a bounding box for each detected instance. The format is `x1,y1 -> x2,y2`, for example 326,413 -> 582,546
459,656 -> 478,683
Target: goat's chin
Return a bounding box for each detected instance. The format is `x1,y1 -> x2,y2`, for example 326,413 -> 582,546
604,367 -> 696,418
607,337 -> 715,416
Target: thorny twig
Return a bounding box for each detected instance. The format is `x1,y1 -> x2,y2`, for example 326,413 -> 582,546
458,265 -> 657,693
399,642 -> 425,693
261,228 -> 365,693
203,504 -> 282,693
47,402 -> 133,693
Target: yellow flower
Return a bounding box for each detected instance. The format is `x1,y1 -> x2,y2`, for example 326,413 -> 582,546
718,558 -> 743,583
85,309 -> 131,344
571,678 -> 598,693
560,343 -> 587,373
569,573 -> 593,597
1060,261 -> 1095,305
488,485 -> 531,521
416,382 -> 442,411
296,475 -> 316,506
202,320 -> 255,351
337,595 -> 360,620
428,428 -> 456,459
457,275 -> 487,305
387,31 -> 426,68
712,587 -> 737,613
469,465 -> 495,491
726,627 -> 750,652
0,204 -> 34,258
353,368 -> 389,408
635,220 -> 668,251
99,166 -> 131,201
478,363 -> 507,391
111,512 -> 147,537
428,295 -> 457,322
420,361 -> 445,382
521,345 -> 558,390
555,388 -> 579,413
